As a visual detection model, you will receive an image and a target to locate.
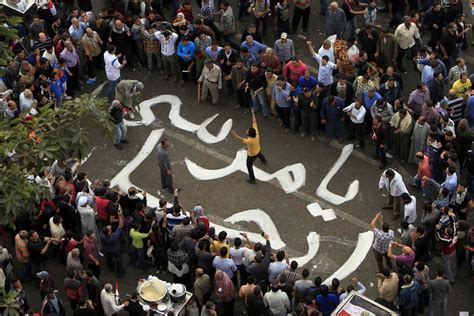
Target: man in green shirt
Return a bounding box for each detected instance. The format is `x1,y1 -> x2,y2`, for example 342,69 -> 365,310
129,222 -> 150,270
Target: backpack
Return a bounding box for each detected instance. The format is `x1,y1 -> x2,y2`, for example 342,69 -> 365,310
65,284 -> 83,301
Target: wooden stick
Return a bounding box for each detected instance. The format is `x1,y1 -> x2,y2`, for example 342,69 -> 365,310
197,81 -> 201,103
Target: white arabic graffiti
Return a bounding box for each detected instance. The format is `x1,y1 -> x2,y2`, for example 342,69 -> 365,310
185,149 -> 306,194
125,95 -> 232,144
90,92 -> 374,283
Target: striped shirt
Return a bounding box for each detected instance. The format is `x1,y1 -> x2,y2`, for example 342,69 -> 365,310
166,213 -> 186,231
32,36 -> 53,54
446,96 -> 464,123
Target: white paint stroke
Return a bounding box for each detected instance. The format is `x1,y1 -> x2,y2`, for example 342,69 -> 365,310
108,129 -> 318,266
225,209 -> 286,249
124,95 -> 232,144
306,202 -> 337,221
323,231 -> 374,285
110,129 -> 165,189
316,144 -> 359,205
291,232 -> 319,266
80,147 -> 95,165
185,149 -> 306,193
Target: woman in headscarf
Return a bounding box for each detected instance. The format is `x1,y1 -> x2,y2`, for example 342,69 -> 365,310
77,196 -> 101,248
214,270 -> 236,315
173,12 -> 188,30
191,205 -> 209,234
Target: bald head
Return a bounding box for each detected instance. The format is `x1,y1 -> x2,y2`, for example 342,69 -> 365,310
196,268 -> 204,277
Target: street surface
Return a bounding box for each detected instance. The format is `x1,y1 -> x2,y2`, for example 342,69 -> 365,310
13,0 -> 474,313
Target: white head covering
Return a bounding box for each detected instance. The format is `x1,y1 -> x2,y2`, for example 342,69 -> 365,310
78,196 -> 88,206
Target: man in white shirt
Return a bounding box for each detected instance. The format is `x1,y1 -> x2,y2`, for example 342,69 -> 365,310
230,235 -> 252,283
394,16 -> 420,73
401,193 -> 417,224
155,30 -> 180,81
306,41 -> 337,87
263,283 -> 290,316
267,250 -> 289,283
343,99 -> 366,150
379,168 -> 409,220
199,60 -> 222,104
19,89 -> 37,113
318,40 -> 335,64
100,283 -> 128,316
103,45 -> 127,100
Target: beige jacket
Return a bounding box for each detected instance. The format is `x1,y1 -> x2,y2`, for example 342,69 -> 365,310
378,273 -> 399,303
82,31 -> 102,58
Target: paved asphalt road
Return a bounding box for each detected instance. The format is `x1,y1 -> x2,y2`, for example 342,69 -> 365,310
12,0 -> 474,314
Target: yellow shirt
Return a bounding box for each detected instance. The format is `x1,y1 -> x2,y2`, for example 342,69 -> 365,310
241,121 -> 261,157
210,240 -> 230,258
452,79 -> 472,97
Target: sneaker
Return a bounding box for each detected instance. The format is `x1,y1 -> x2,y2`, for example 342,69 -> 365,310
114,143 -> 123,150
87,78 -> 96,85
234,104 -> 241,109
397,228 -> 402,234
311,136 -> 316,141
386,153 -> 393,158
284,128 -> 290,133
300,132 -> 307,138
64,95 -> 72,100
121,139 -> 129,144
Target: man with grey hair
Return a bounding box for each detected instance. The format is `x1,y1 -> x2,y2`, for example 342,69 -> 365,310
68,18 -> 87,42
394,16 -> 420,73
19,89 -> 37,113
199,60 -> 223,104
115,80 -> 144,119
100,283 -> 128,316
325,2 -> 346,38
60,41 -> 81,98
82,27 -> 103,84
109,100 -> 127,149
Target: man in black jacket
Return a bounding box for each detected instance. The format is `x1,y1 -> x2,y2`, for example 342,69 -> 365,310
246,232 -> 271,292
109,100 -> 127,149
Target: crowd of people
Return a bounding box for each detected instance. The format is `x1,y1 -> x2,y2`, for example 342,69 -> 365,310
1,0 -> 474,315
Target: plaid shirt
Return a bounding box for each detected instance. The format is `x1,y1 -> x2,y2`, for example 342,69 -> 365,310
372,228 -> 394,254
200,0 -> 214,19
278,269 -> 301,287
167,249 -> 189,267
170,224 -> 195,244
448,65 -> 468,84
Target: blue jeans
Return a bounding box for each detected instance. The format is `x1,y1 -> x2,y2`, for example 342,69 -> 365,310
250,89 -> 270,117
376,145 -> 388,165
106,78 -> 120,100
413,175 -> 433,202
114,121 -> 127,145
129,246 -> 145,269
428,298 -> 447,316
